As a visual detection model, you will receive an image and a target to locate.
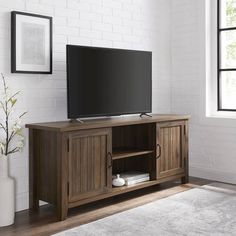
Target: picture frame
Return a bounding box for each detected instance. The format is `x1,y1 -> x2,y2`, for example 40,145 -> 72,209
11,11 -> 52,74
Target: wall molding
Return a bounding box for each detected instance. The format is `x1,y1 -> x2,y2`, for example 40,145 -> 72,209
190,166 -> 236,185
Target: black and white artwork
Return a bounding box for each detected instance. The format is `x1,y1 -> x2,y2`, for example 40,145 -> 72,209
11,11 -> 52,74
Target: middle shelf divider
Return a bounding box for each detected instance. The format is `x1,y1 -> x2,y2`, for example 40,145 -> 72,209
112,148 -> 154,160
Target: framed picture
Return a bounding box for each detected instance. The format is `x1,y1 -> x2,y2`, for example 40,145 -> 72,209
11,11 -> 52,74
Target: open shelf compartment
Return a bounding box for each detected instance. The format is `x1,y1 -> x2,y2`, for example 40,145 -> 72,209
112,156 -> 156,189
111,123 -> 157,188
112,123 -> 156,158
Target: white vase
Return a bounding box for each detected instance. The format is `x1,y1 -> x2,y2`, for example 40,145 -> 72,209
0,155 -> 15,227
112,174 -> 125,187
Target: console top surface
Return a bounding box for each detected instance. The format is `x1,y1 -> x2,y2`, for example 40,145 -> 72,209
26,114 -> 190,132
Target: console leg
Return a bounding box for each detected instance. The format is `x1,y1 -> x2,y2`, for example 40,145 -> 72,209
181,175 -> 189,184
29,129 -> 39,211
29,194 -> 39,211
57,205 -> 68,221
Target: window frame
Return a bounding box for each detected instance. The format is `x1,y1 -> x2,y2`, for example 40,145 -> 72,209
217,0 -> 236,111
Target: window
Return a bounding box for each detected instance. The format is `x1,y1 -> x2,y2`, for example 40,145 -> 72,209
218,0 -> 236,111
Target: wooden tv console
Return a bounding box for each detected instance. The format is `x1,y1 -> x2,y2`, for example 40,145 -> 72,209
26,114 -> 190,221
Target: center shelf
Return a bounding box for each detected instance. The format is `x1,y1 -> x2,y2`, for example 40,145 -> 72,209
112,149 -> 154,160
112,180 -> 157,193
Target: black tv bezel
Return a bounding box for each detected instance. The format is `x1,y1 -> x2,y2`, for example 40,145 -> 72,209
66,44 -> 152,119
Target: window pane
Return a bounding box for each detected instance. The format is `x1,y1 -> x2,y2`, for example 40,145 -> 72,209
220,71 -> 236,109
220,0 -> 236,28
220,30 -> 236,68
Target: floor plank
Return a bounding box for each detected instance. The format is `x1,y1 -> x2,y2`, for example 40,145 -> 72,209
0,177 -> 212,236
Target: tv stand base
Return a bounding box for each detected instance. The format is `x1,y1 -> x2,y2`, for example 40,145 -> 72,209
140,113 -> 152,118
69,119 -> 84,123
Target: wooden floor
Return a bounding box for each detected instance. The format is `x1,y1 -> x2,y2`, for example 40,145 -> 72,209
0,177 -> 211,236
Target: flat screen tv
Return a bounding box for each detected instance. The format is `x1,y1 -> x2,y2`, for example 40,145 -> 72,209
66,45 -> 152,119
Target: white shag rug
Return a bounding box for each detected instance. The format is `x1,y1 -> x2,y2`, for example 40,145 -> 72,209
54,182 -> 236,236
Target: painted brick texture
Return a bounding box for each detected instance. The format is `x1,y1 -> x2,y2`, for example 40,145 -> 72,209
0,0 -> 171,211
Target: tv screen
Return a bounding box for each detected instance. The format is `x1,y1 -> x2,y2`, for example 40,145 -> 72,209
66,45 -> 152,119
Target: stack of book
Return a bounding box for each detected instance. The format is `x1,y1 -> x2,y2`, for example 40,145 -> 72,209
120,171 -> 150,186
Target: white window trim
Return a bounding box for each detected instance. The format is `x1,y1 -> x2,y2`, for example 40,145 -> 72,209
199,0 -> 236,127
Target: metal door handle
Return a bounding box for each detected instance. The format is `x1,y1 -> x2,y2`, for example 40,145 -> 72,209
107,152 -> 113,168
156,144 -> 161,159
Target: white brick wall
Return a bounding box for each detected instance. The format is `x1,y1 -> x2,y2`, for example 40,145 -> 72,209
171,0 -> 236,184
0,0 -> 172,211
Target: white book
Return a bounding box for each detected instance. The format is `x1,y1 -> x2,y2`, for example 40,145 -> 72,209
125,176 -> 150,186
120,171 -> 149,181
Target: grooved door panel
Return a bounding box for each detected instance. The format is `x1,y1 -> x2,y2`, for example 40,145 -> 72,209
68,128 -> 112,202
156,122 -> 185,179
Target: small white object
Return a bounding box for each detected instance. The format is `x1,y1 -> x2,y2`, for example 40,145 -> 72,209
112,174 -> 125,187
0,155 -> 15,227
120,171 -> 150,186
120,171 -> 149,181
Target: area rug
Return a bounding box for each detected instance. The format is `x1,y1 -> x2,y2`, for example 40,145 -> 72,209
54,182 -> 236,236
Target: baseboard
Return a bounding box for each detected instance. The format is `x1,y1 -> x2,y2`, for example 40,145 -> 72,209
190,166 -> 236,185
16,192 -> 29,212
16,194 -> 47,212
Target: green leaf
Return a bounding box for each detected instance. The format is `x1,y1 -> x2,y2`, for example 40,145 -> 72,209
16,129 -> 23,135
10,98 -> 17,107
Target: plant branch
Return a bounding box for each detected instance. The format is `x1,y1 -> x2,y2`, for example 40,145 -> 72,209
1,73 -> 26,156
8,91 -> 20,104
8,147 -> 20,155
0,122 -> 6,132
1,73 -> 7,94
1,73 -> 9,155
0,101 -> 7,115
19,111 -> 27,119
8,130 -> 16,144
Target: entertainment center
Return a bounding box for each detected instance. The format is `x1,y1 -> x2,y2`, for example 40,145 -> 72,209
26,45 -> 190,221
26,114 -> 190,221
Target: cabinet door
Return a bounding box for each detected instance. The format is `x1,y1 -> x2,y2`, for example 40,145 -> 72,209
68,128 -> 112,202
156,121 -> 185,179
